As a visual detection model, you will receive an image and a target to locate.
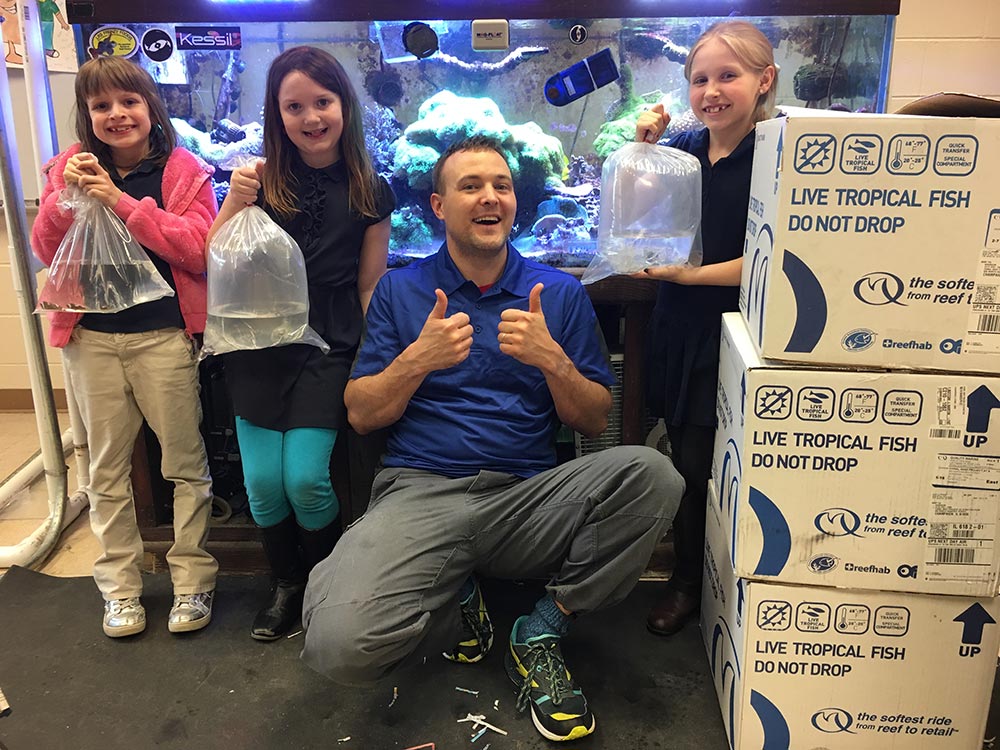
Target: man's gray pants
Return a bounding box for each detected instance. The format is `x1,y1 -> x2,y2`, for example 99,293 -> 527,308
301,445 -> 683,685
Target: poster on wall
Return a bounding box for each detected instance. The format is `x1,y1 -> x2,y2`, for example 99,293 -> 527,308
2,0 -> 79,73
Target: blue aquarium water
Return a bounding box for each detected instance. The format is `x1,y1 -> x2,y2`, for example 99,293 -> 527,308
78,14 -> 893,267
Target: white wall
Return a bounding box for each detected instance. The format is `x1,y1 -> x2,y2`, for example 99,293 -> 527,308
887,0 -> 1000,113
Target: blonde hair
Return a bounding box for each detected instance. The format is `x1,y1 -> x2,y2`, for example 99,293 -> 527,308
684,20 -> 778,125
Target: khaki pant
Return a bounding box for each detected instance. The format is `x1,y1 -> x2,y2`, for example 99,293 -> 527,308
64,327 -> 218,600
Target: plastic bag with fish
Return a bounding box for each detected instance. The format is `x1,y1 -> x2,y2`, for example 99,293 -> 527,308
582,142 -> 702,285
202,154 -> 328,357
36,184 -> 174,312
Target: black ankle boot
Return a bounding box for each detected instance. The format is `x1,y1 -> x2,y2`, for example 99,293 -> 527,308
298,518 -> 342,571
252,515 -> 307,642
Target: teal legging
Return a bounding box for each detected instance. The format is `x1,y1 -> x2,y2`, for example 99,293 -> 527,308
235,417 -> 339,530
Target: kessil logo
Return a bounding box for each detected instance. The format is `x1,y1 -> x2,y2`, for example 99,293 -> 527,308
854,271 -> 906,306
176,26 -> 242,51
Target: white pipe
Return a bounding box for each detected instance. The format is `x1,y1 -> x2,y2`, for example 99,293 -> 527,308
0,489 -> 88,569
18,0 -> 58,199
19,0 -> 91,494
0,18 -> 67,569
0,427 -> 73,513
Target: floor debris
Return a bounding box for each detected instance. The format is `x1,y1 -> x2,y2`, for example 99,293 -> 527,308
388,686 -> 399,708
455,686 -> 479,696
458,713 -> 508,737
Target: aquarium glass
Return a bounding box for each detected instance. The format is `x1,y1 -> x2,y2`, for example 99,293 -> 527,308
78,15 -> 893,267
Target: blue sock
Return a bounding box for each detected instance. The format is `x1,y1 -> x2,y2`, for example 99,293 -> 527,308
516,595 -> 572,641
458,576 -> 476,604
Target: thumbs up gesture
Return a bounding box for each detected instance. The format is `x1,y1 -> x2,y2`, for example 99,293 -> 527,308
498,282 -> 558,368
412,288 -> 473,373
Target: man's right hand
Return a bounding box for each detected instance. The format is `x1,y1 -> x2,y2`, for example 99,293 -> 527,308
636,103 -> 671,144
410,288 -> 473,373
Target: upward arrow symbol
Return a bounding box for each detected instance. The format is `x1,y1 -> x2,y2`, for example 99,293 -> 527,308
775,127 -> 783,180
954,602 -> 997,645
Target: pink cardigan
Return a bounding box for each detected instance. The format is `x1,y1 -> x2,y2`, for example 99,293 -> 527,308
31,144 -> 217,348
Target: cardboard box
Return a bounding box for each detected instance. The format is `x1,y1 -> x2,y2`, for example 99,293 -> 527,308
713,313 -> 1000,596
740,113 -> 1000,371
702,481 -> 1000,750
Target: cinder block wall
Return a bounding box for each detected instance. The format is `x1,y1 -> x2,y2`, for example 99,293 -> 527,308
887,0 -> 1000,113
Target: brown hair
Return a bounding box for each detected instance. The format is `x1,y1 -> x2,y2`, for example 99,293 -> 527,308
431,134 -> 510,195
262,45 -> 380,220
73,56 -> 175,169
684,20 -> 778,125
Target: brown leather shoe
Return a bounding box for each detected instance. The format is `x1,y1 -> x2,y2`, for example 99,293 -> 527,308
646,587 -> 700,636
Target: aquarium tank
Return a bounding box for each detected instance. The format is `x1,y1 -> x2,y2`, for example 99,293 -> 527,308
68,0 -> 898,268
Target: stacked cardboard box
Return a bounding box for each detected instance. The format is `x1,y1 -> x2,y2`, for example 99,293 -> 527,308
701,114 -> 1000,750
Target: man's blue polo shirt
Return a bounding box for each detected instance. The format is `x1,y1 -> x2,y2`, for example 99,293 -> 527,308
351,244 -> 616,478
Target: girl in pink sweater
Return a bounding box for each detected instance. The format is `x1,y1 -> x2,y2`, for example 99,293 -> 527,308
31,56 -> 218,638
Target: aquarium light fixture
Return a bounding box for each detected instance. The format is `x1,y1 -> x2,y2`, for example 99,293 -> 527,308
206,0 -> 309,3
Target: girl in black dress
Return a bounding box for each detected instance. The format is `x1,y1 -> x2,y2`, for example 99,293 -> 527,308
207,46 -> 395,640
634,21 -> 777,636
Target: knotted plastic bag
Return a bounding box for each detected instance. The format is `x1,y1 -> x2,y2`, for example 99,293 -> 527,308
202,156 -> 328,356
582,142 -> 702,285
35,185 -> 174,312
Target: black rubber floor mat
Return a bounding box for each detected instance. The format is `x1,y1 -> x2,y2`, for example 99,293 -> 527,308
0,566 -> 725,749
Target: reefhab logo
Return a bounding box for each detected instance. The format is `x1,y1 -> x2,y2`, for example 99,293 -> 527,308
854,271 -> 906,306
812,707 -> 856,734
814,507 -> 863,537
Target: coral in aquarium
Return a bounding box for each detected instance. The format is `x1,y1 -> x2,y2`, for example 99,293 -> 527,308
172,117 -> 263,168
389,205 -> 434,254
363,103 -> 403,177
592,91 -> 665,159
387,90 -> 567,245
793,62 -> 850,102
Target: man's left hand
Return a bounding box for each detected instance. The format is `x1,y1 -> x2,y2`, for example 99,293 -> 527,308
498,282 -> 560,369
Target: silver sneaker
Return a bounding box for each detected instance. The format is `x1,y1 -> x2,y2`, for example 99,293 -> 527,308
168,590 -> 214,633
103,597 -> 146,638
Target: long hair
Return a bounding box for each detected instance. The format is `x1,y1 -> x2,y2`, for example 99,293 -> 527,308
262,45 -> 380,220
684,20 -> 778,125
73,56 -> 175,169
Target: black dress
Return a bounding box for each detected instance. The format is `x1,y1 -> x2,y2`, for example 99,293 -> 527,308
646,127 -> 755,428
225,157 -> 395,432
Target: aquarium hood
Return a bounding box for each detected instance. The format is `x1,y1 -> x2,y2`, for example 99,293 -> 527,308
66,0 -> 899,24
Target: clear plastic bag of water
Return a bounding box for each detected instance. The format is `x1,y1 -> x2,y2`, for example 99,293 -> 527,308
582,142 -> 702,285
202,203 -> 328,357
35,185 -> 174,312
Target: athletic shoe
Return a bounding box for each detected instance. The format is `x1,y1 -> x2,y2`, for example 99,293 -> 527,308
168,590 -> 214,633
504,616 -> 596,741
442,578 -> 493,663
103,597 -> 146,638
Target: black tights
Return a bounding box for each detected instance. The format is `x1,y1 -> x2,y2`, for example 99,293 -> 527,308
665,423 -> 716,594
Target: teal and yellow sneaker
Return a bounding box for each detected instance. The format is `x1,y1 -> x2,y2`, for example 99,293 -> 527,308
504,615 -> 596,741
443,578 -> 494,664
